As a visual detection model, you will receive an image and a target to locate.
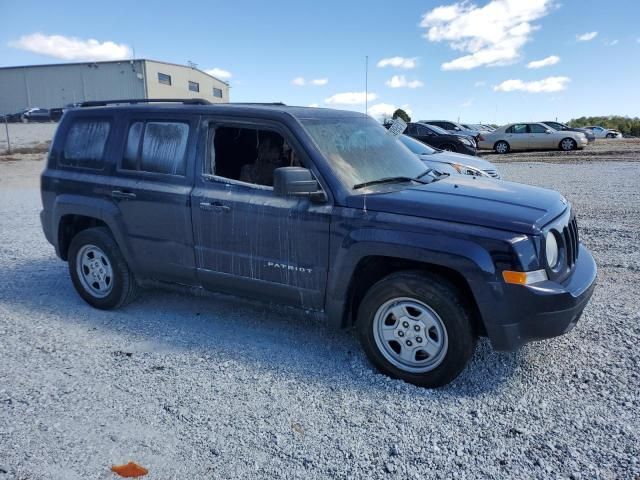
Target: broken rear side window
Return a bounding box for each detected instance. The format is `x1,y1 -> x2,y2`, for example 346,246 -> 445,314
61,120 -> 111,169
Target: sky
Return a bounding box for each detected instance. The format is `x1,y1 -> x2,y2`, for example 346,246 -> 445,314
1,0 -> 639,124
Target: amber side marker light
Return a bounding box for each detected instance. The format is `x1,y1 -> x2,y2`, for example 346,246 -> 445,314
502,269 -> 547,285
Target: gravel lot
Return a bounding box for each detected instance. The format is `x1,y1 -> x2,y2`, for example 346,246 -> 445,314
1,132 -> 639,479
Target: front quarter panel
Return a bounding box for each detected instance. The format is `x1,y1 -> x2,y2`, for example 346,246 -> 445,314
325,206 -> 528,328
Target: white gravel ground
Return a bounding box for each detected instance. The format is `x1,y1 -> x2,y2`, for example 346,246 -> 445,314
1,157 -> 639,480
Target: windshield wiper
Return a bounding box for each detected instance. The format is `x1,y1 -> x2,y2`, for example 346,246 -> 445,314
353,172 -> 431,190
415,168 -> 434,179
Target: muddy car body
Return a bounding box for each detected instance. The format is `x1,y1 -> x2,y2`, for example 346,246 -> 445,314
40,101 -> 597,387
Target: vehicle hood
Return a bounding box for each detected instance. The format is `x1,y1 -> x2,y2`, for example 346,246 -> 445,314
346,176 -> 567,234
421,151 -> 495,170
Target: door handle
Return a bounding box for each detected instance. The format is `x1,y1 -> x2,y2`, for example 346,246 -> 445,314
111,190 -> 136,200
199,201 -> 230,213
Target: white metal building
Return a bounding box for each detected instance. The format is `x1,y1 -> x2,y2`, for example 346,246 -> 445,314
0,59 -> 230,114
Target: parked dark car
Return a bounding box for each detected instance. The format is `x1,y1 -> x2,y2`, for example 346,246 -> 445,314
22,107 -> 53,123
420,120 -> 480,139
40,99 -> 596,387
401,122 -> 477,156
49,108 -> 64,122
1,109 -> 29,123
541,121 -> 595,143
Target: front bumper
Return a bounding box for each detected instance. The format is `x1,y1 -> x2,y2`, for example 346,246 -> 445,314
458,144 -> 478,156
482,245 -> 597,351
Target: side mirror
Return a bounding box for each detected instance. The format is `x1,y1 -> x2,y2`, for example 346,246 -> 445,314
545,129 -> 552,134
273,167 -> 326,202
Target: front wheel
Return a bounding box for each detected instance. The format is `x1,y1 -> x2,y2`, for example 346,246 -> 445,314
605,133 -> 615,139
68,227 -> 138,309
440,143 -> 456,152
356,271 -> 476,388
560,138 -> 576,151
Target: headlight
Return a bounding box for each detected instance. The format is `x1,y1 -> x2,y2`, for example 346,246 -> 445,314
459,137 -> 472,146
452,163 -> 491,177
545,231 -> 559,268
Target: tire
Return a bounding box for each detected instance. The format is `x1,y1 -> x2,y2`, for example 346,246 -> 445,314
68,227 -> 138,309
605,133 -> 615,139
559,138 -> 576,151
356,271 -> 476,388
494,140 -> 510,154
441,143 -> 456,152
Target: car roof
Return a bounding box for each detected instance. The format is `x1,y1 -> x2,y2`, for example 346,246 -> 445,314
67,102 -> 365,121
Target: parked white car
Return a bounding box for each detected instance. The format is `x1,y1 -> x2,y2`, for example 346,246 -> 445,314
399,135 -> 501,178
478,122 -> 588,153
584,126 -> 623,139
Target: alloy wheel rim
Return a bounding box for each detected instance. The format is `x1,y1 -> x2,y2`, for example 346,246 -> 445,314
562,139 -> 574,150
76,244 -> 114,298
372,297 -> 448,373
496,142 -> 507,153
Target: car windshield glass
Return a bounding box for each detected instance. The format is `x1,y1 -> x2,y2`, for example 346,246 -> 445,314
301,116 -> 427,190
399,135 -> 436,155
423,123 -> 449,135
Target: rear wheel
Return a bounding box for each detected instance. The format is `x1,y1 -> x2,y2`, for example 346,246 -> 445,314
68,227 -> 138,309
494,141 -> 510,154
356,271 -> 476,388
560,138 -> 576,151
605,133 -> 615,139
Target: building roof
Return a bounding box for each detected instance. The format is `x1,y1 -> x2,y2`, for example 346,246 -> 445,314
0,58 -> 229,86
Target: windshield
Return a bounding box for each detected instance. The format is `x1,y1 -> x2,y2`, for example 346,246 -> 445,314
399,134 -> 436,155
301,116 -> 428,189
422,123 -> 449,135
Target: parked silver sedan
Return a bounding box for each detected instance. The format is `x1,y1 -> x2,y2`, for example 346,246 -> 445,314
478,122 -> 588,153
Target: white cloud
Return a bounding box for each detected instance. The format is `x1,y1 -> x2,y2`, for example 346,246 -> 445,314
205,67 -> 232,80
325,91 -> 378,105
420,0 -> 554,70
385,75 -> 424,88
308,103 -> 320,108
292,77 -> 328,86
605,39 -> 618,46
367,103 -> 413,120
526,55 -> 560,69
494,76 -> 570,93
8,32 -> 132,61
376,56 -> 418,69
576,31 -> 598,41
474,80 -> 486,87
461,98 -> 473,107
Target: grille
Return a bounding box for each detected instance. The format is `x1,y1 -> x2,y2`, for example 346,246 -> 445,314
563,216 -> 580,267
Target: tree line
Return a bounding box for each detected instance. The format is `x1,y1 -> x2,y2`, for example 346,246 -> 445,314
568,116 -> 640,137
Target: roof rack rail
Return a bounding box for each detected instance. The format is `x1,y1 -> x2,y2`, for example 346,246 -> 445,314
79,98 -> 211,107
228,102 -> 287,106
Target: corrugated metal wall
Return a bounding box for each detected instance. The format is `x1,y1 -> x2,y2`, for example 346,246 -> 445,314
0,61 -> 146,114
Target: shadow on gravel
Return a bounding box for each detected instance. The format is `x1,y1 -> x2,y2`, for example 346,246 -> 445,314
1,258 -> 521,396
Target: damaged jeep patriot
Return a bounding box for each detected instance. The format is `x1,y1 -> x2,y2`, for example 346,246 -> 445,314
41,100 -> 597,387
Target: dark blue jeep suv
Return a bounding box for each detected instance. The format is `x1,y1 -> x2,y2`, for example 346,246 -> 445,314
40,100 -> 597,387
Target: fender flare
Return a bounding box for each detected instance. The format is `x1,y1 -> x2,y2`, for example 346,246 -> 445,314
325,228 -> 498,328
51,195 -> 138,271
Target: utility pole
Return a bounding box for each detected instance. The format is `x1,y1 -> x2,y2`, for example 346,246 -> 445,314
3,116 -> 10,154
